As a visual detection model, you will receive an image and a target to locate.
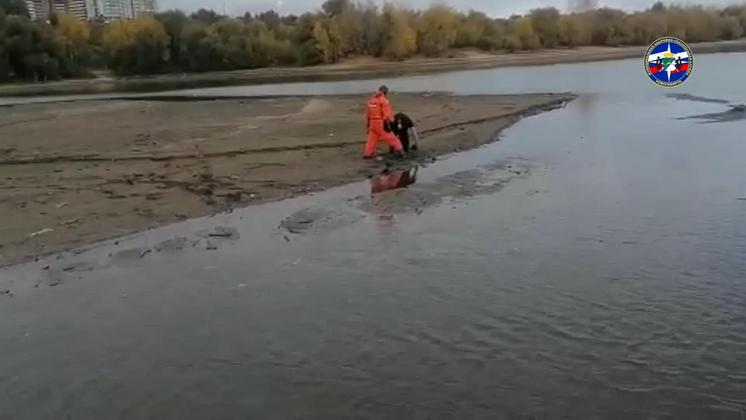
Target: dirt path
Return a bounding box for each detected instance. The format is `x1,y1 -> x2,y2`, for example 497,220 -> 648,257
0,93 -> 575,266
1,40 -> 744,97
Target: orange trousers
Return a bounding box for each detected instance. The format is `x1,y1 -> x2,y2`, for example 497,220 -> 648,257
364,120 -> 403,158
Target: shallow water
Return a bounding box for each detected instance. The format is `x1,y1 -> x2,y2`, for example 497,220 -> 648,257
2,54 -> 746,419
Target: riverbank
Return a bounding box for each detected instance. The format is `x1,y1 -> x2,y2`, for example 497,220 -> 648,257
1,40 -> 744,97
0,92 -> 575,266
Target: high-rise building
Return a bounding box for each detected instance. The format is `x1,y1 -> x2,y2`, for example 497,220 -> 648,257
25,0 -> 52,20
26,0 -> 156,20
26,0 -> 93,20
94,0 -> 132,19
130,0 -> 156,16
51,0 -> 90,19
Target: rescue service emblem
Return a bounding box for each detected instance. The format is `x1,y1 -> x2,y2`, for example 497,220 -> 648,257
644,37 -> 693,87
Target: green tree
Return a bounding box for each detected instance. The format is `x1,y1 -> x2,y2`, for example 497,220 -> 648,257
156,10 -> 188,69
0,0 -> 28,16
256,10 -> 280,30
104,16 -> 170,75
360,1 -> 384,55
292,13 -> 324,65
191,9 -> 221,25
180,21 -> 220,71
0,9 -> 10,81
322,0 -> 351,17
3,16 -> 68,80
214,18 -> 255,69
312,20 -> 333,63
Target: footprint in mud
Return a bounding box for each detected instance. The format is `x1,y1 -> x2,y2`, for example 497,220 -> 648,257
280,207 -> 366,235
110,247 -> 153,264
154,237 -> 199,254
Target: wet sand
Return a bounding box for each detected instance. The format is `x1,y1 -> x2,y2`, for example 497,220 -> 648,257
0,92 -> 575,266
1,39 -> 744,97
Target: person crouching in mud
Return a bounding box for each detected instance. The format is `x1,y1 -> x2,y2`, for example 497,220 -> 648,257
363,85 -> 405,160
388,112 -> 418,154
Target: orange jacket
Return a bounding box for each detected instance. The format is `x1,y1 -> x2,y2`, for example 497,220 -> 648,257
366,92 -> 394,124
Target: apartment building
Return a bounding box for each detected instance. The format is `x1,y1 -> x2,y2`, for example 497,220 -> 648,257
131,0 -> 157,16
25,0 -> 156,20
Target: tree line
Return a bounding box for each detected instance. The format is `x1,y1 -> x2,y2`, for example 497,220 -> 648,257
1,0 -> 746,81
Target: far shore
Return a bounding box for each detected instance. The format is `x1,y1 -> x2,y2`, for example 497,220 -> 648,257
1,39 -> 745,97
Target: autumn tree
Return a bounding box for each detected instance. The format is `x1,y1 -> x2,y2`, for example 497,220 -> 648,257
55,13 -> 90,73
417,4 -> 458,56
104,16 -> 170,75
3,1 -> 746,81
381,4 -> 416,60
511,17 -> 540,50
529,8 -> 561,48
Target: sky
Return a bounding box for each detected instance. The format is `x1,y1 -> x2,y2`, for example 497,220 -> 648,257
157,0 -> 735,18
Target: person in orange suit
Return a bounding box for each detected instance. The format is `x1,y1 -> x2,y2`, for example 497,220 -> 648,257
364,85 -> 404,159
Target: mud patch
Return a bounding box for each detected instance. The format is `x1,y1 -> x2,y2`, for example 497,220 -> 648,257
201,226 -> 240,240
678,104 -> 746,123
280,159 -> 531,235
154,237 -> 198,253
666,93 -> 730,104
110,247 -> 154,264
280,207 -> 367,235
361,161 -> 530,215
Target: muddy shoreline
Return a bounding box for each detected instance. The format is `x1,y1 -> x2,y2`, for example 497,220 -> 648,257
0,92 -> 575,267
1,40 -> 744,97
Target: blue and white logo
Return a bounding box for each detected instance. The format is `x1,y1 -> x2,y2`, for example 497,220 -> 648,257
644,37 -> 694,87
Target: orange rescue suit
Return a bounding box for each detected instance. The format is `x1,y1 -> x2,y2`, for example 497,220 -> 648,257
364,92 -> 403,158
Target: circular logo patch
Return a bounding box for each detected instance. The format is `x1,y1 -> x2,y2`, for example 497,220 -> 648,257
644,37 -> 693,87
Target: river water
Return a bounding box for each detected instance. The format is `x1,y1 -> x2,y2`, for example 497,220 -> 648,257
2,53 -> 746,419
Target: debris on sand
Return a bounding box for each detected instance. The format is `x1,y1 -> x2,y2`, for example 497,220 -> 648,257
207,226 -> 240,240
154,237 -> 193,253
29,228 -> 53,238
678,104 -> 746,123
666,93 -> 730,104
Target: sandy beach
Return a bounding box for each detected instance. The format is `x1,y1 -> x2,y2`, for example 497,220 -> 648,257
0,92 -> 575,265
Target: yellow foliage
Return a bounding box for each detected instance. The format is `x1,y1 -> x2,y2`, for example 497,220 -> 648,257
512,17 -> 540,50
383,4 -> 417,59
313,21 -> 334,63
417,4 -> 458,56
104,16 -> 169,50
57,14 -> 89,46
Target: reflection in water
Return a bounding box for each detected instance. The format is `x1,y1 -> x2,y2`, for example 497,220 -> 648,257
370,166 -> 418,195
